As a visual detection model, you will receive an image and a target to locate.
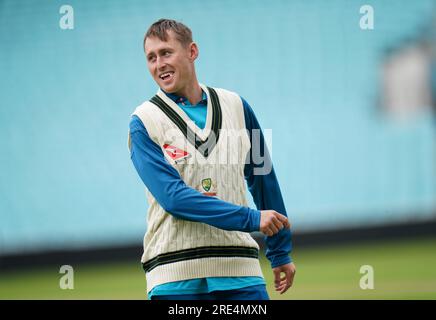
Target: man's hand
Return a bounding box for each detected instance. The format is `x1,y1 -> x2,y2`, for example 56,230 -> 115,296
273,262 -> 296,294
259,210 -> 290,236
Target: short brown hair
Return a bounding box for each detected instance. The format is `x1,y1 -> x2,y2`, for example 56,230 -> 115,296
144,19 -> 193,50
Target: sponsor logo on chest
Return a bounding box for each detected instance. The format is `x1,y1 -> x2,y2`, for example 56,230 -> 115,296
163,144 -> 192,163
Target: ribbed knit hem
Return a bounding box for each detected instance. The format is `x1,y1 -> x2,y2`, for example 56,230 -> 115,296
146,257 -> 264,293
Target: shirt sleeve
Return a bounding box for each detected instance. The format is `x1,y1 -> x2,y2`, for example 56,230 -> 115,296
129,115 -> 260,233
241,97 -> 293,268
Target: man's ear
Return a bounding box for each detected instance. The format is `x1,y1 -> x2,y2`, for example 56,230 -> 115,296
189,42 -> 199,61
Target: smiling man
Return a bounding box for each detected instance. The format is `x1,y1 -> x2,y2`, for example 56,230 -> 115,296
128,19 -> 296,300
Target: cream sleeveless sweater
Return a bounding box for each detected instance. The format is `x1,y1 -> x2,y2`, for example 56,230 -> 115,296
129,83 -> 263,292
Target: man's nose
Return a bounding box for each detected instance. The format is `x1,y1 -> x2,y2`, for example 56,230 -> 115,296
156,57 -> 167,70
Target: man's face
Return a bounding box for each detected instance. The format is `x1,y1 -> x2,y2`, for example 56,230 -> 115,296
144,31 -> 195,94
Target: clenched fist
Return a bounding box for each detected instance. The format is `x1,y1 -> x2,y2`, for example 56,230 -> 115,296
259,210 -> 290,236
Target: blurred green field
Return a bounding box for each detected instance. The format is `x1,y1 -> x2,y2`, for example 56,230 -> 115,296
1,236 -> 436,299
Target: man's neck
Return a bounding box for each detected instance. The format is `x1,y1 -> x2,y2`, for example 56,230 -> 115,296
173,82 -> 203,105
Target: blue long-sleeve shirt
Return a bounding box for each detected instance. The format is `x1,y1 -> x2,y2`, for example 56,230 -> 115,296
129,90 -> 292,296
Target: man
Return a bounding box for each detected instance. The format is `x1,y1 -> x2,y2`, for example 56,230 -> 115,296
128,19 -> 296,300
